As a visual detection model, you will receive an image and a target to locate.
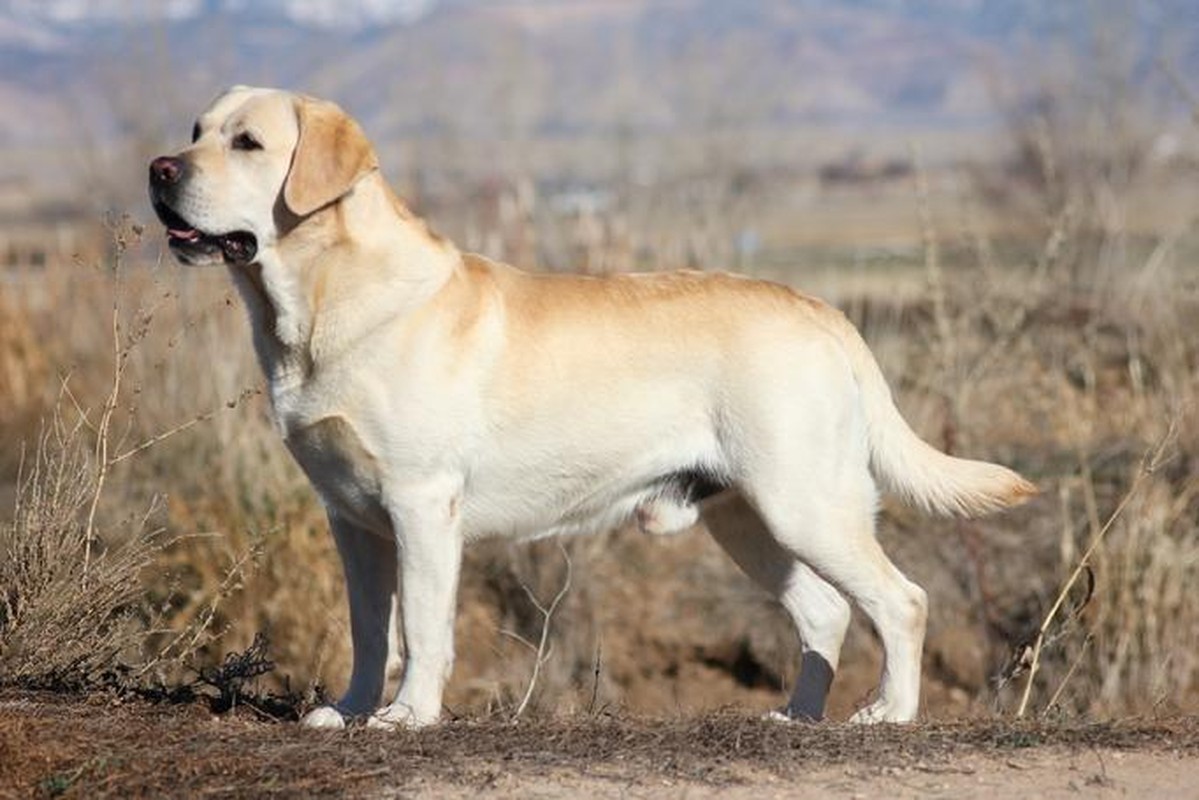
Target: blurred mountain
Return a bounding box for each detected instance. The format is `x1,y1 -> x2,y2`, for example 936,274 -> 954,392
0,0 -> 1194,148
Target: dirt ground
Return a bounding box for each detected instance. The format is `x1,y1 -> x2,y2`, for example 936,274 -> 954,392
2,690 -> 1197,799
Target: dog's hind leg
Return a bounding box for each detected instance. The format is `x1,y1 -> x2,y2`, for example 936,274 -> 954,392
301,512 -> 397,729
702,493 -> 851,721
741,476 -> 928,724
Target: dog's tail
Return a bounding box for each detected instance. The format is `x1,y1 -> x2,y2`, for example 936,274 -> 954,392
822,307 -> 1037,518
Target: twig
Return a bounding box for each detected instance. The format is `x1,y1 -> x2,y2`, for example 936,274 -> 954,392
82,304 -> 124,583
109,388 -> 258,466
57,372 -> 98,436
507,542 -> 572,721
1015,422 -> 1177,717
910,142 -> 954,381
589,637 -> 603,714
1045,633 -> 1093,713
135,543 -> 258,678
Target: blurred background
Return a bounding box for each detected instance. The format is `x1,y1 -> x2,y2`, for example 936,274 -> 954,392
1,0 -> 1197,721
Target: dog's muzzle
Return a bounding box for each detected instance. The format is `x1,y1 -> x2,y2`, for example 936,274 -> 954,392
148,156 -> 258,265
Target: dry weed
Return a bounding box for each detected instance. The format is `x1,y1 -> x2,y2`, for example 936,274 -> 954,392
0,222 -> 262,692
0,407 -> 164,687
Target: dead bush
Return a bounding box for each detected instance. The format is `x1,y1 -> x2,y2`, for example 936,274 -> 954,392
0,404 -> 165,688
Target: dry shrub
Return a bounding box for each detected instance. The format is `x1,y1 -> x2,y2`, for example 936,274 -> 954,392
0,223 -> 177,688
160,487 -> 344,697
0,224 -> 263,692
882,69 -> 1199,715
1085,476 -> 1199,709
0,408 -> 164,687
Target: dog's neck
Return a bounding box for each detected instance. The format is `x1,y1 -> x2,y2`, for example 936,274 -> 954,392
230,172 -> 459,392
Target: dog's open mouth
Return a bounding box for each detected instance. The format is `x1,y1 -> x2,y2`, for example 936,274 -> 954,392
152,201 -> 258,265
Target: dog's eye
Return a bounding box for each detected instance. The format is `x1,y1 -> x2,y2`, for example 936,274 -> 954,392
232,132 -> 263,151
191,122 -> 201,143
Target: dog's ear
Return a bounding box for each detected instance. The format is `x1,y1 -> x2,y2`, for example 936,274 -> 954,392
284,97 -> 378,218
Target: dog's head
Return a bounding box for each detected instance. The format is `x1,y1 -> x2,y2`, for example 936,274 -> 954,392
148,87 -> 378,266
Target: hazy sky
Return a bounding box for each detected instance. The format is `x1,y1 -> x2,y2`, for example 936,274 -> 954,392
5,0 -> 437,26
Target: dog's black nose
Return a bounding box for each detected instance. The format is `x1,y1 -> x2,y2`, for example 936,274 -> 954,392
149,156 -> 185,186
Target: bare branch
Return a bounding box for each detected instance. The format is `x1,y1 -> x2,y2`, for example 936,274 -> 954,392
511,542 -> 572,722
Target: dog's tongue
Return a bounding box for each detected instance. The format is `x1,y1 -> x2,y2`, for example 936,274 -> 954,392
169,227 -> 200,242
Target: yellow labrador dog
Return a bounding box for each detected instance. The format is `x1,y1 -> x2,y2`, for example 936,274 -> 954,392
149,87 -> 1035,729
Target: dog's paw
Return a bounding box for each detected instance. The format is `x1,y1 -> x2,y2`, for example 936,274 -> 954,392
366,703 -> 438,730
848,699 -> 915,724
764,707 -> 823,724
300,705 -> 348,729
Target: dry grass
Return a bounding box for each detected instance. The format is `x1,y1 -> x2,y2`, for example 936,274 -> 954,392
0,228 -> 264,692
0,408 -> 164,688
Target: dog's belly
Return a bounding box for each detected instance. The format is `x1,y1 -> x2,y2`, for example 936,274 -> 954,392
285,415 -> 391,534
458,426 -> 729,542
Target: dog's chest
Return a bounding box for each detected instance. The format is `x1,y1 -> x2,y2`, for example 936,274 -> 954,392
284,415 -> 391,534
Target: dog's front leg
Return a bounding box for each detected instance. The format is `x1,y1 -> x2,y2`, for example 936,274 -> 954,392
302,512 -> 397,729
368,476 -> 464,729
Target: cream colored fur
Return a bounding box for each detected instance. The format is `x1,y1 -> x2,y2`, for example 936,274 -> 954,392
151,87 -> 1036,729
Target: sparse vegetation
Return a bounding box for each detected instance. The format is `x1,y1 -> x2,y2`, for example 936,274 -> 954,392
0,401 -> 164,689
0,229 -> 260,694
